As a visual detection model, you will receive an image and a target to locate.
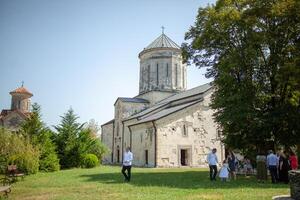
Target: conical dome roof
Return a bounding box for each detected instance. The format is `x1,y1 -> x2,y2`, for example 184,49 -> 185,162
139,33 -> 181,58
10,86 -> 33,96
144,33 -> 180,50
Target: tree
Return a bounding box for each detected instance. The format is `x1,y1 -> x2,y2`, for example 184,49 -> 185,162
84,119 -> 101,138
54,109 -> 108,168
0,128 -> 40,174
183,0 -> 300,151
22,103 -> 60,171
54,108 -> 84,168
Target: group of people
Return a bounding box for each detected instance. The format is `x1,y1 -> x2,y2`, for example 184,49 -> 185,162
207,148 -> 299,183
257,150 -> 298,184
121,146 -> 298,184
207,148 -> 239,181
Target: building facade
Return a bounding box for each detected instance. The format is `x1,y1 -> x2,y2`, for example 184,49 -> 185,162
101,32 -> 224,167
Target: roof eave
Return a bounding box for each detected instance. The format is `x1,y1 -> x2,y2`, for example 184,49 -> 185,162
138,47 -> 181,58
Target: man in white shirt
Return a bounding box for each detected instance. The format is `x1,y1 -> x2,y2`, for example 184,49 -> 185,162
122,147 -> 133,182
207,148 -> 218,181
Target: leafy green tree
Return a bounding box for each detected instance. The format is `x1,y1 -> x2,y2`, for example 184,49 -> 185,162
22,103 -> 60,171
0,128 -> 40,174
183,0 -> 300,151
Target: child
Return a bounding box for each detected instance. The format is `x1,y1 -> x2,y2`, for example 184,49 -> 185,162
243,158 -> 253,176
219,159 -> 230,182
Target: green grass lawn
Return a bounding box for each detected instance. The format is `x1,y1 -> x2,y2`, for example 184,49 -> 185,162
3,166 -> 289,200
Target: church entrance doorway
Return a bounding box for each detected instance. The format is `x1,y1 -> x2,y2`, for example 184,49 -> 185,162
180,149 -> 188,166
178,145 -> 192,167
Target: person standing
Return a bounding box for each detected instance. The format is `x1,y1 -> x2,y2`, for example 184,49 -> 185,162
207,148 -> 218,181
122,147 -> 133,182
267,150 -> 278,184
256,153 -> 267,183
289,151 -> 298,170
278,151 -> 291,184
219,159 -> 230,182
228,151 -> 236,180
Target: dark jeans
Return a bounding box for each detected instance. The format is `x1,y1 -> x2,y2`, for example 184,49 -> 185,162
269,165 -> 278,183
209,165 -> 218,180
122,165 -> 131,181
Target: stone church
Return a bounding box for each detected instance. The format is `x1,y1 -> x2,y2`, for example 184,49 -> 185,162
101,32 -> 224,167
0,85 -> 33,131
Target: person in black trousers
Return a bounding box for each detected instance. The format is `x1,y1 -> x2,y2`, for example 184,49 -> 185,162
121,147 -> 133,182
207,148 -> 218,181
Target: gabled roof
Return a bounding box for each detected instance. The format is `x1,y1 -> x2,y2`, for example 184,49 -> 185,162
101,119 -> 114,127
0,109 -> 30,120
158,82 -> 213,104
10,86 -> 33,96
144,33 -> 180,50
114,97 -> 149,105
125,82 -> 213,121
130,99 -> 202,126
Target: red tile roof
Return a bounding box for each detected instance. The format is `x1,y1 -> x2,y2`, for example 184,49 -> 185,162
9,87 -> 33,96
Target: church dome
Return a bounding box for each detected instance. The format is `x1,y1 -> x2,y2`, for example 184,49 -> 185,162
10,86 -> 33,97
139,33 -> 181,58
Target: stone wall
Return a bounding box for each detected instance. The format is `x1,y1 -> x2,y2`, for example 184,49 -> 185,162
101,122 -> 114,164
11,95 -> 31,112
155,92 -> 224,167
113,100 -> 148,163
2,112 -> 26,131
128,122 -> 156,167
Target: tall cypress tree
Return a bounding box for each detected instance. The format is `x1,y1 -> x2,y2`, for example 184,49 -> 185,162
54,108 -> 84,168
22,103 -> 60,171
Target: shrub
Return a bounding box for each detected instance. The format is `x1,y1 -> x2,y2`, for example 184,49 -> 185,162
81,154 -> 99,168
0,129 -> 40,174
8,151 -> 39,174
37,130 -> 60,172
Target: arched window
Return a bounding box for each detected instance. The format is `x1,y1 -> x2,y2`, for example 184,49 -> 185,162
175,64 -> 178,87
156,63 -> 159,85
147,65 -> 150,87
117,146 -> 120,163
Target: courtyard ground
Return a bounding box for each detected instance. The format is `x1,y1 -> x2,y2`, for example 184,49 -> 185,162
3,166 -> 289,200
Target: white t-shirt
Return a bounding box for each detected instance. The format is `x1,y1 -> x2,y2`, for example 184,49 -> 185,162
123,151 -> 133,166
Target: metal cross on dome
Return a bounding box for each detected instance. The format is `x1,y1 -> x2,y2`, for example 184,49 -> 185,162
161,26 -> 165,34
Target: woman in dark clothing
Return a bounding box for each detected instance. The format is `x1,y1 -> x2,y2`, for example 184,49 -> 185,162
279,151 -> 291,184
228,151 -> 236,180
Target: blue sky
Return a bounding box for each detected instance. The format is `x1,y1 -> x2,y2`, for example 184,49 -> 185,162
0,0 -> 215,127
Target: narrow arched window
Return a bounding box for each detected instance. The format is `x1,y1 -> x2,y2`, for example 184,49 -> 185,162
156,63 -> 159,85
147,65 -> 150,86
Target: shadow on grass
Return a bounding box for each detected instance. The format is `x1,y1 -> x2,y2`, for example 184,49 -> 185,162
80,170 -> 289,189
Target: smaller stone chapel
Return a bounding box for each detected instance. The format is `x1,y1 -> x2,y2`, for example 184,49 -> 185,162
101,31 -> 224,167
0,84 -> 33,131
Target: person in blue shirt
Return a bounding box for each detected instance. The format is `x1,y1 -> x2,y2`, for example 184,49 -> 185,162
207,148 -> 218,181
267,150 -> 278,183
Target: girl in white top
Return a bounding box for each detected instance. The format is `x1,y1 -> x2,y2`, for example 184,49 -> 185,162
219,159 -> 230,181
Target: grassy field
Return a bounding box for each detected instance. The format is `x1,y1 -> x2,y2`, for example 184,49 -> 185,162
3,166 -> 289,200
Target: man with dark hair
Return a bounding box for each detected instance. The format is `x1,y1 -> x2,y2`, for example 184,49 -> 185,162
267,150 -> 278,183
207,148 -> 218,181
122,147 -> 133,182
